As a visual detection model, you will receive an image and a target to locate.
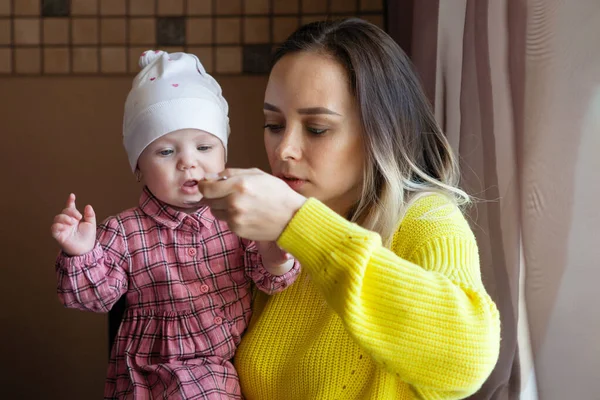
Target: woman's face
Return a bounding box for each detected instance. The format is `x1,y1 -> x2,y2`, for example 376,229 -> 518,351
263,51 -> 365,216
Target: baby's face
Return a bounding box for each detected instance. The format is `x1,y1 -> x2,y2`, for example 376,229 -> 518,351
137,129 -> 225,212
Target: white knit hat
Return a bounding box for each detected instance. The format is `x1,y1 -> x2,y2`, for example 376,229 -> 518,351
123,50 -> 230,172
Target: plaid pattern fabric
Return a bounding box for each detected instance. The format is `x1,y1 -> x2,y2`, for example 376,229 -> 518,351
56,187 -> 299,399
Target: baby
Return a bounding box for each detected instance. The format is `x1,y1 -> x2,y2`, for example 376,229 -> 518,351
52,50 -> 299,399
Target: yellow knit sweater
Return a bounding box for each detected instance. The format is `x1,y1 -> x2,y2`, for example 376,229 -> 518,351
234,194 -> 500,399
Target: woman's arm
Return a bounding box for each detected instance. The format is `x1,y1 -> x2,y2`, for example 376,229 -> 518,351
198,169 -> 500,397
279,196 -> 500,398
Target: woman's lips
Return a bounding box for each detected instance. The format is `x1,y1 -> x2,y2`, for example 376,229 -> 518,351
280,175 -> 306,190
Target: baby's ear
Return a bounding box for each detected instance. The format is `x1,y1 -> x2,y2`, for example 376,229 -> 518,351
135,168 -> 143,183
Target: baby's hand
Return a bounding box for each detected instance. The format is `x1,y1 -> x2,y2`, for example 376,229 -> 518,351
51,193 -> 97,256
256,241 -> 295,276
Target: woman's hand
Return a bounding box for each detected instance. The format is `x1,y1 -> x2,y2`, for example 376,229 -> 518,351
198,168 -> 306,241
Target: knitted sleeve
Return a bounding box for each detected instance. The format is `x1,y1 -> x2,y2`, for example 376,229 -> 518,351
277,195 -> 500,398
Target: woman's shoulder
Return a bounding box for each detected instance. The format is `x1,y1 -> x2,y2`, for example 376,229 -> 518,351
392,192 -> 475,256
403,192 -> 465,221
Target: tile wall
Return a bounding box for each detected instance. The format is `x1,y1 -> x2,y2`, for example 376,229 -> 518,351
0,0 -> 384,75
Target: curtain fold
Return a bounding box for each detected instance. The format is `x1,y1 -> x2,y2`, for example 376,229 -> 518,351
388,1 -> 525,398
389,1 -> 600,399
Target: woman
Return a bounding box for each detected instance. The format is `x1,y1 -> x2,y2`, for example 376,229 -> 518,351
198,18 -> 500,399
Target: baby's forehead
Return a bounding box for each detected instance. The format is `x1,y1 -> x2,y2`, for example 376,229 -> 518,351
156,129 -> 222,143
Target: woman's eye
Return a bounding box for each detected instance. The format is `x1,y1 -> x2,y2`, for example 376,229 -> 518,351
307,127 -> 328,135
264,124 -> 285,133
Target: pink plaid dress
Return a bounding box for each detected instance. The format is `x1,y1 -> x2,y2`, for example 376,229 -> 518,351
56,188 -> 299,399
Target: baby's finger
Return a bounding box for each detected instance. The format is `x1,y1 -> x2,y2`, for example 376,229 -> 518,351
53,214 -> 78,226
65,193 -> 76,209
51,221 -> 74,239
51,223 -> 66,238
83,205 -> 96,226
61,206 -> 82,220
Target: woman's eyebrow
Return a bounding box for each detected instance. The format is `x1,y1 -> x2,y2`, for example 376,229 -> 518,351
264,102 -> 342,116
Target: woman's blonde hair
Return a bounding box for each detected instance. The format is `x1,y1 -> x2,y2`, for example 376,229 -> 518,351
272,18 -> 469,246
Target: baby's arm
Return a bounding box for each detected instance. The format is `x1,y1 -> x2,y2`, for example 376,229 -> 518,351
243,240 -> 300,295
52,194 -> 129,312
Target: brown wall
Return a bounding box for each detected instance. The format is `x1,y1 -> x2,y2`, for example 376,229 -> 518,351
0,75 -> 269,399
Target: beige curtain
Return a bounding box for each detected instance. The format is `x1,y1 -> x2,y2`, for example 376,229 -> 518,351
517,1 -> 600,399
390,1 -> 523,397
389,0 -> 600,399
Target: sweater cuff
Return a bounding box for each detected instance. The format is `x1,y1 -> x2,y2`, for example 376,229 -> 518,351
277,198 -> 357,269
